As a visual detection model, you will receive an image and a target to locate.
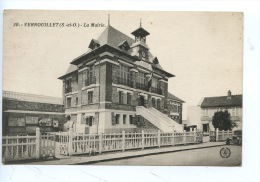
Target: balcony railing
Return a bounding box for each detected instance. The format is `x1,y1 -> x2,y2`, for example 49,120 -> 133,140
117,77 -> 133,88
136,82 -> 149,91
151,87 -> 162,95
65,87 -> 72,94
85,77 -> 96,86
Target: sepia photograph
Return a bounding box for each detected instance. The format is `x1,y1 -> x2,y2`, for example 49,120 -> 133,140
1,10 -> 244,166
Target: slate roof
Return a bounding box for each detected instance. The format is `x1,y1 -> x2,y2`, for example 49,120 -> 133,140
200,95 -> 242,108
60,25 -> 171,78
168,92 -> 185,103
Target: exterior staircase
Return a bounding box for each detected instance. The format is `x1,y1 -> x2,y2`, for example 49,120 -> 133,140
136,106 -> 184,132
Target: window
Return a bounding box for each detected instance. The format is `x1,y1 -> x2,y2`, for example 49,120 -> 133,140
231,108 -> 235,116
75,97 -> 78,106
152,98 -> 156,107
88,91 -> 93,104
136,72 -> 147,90
86,116 -> 93,126
202,109 -> 208,116
152,78 -> 159,88
116,114 -> 120,124
119,91 -> 124,104
177,105 -> 179,113
173,103 -> 177,112
123,115 -> 126,124
65,79 -> 72,93
66,97 -> 71,107
235,107 -> 239,116
137,72 -> 145,84
127,93 -> 132,105
157,99 -> 161,109
129,115 -> 133,124
88,65 -> 95,84
120,64 -> 130,81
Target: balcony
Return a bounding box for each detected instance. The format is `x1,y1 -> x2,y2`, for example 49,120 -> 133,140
117,77 -> 133,88
65,87 -> 72,94
85,77 -> 96,86
151,87 -> 162,95
136,82 -> 149,91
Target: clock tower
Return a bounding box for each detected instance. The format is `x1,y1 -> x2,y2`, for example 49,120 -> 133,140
130,23 -> 150,61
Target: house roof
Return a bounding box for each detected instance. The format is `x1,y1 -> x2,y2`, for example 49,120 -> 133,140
59,25 -> 173,79
200,95 -> 242,108
168,92 -> 185,103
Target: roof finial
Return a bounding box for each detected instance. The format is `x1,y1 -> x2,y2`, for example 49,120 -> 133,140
140,18 -> 142,27
108,14 -> 110,25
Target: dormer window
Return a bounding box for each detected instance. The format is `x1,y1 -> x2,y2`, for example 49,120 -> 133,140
118,40 -> 130,51
152,57 -> 159,64
88,39 -> 100,50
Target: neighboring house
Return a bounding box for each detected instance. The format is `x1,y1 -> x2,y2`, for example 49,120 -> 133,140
167,92 -> 185,124
186,106 -> 202,131
198,90 -> 242,132
58,23 -> 184,133
2,90 -> 65,136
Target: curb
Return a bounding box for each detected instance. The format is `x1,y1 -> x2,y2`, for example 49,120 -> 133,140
73,143 -> 226,165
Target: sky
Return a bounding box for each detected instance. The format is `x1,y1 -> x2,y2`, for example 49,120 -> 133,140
3,11 -> 243,119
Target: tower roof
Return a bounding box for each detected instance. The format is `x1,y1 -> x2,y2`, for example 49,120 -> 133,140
131,27 -> 150,37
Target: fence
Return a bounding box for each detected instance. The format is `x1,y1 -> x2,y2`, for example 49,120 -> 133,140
2,135 -> 37,162
55,129 -> 203,156
209,128 -> 233,142
2,128 -> 55,163
2,128 -> 204,162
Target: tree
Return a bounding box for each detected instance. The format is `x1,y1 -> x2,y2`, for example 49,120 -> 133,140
212,110 -> 237,131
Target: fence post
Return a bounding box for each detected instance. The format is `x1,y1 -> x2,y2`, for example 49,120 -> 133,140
158,130 -> 161,148
122,130 -> 125,152
194,128 -> 197,143
35,127 -> 41,159
68,127 -> 73,156
99,132 -> 102,154
142,130 -> 145,149
216,128 -> 219,142
183,130 -> 187,145
172,130 -> 175,146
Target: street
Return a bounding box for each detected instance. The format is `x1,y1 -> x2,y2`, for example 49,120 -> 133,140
91,145 -> 242,166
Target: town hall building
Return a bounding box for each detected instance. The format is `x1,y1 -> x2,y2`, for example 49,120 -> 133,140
59,23 -> 184,134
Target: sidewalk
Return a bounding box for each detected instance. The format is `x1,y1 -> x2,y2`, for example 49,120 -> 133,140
25,142 -> 226,165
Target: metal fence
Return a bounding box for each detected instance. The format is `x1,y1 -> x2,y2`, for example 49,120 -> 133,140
3,90 -> 63,105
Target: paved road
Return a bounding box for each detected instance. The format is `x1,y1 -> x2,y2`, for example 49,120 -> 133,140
92,145 -> 242,166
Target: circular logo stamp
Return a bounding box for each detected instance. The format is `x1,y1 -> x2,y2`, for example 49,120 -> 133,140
220,147 -> 231,158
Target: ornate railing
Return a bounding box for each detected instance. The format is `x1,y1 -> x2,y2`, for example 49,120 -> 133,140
117,77 -> 133,88
151,87 -> 162,95
65,87 -> 72,94
136,82 -> 149,91
85,77 -> 96,86
3,90 -> 63,105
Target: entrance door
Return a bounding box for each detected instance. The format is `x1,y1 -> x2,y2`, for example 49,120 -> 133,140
138,96 -> 145,106
203,124 -> 209,133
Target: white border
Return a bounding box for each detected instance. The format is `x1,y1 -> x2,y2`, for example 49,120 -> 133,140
0,1 -> 259,182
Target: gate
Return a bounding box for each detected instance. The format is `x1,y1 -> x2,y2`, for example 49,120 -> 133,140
56,131 -> 69,156
40,133 -> 55,158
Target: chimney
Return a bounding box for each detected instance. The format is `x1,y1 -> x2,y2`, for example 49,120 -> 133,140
227,90 -> 232,99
